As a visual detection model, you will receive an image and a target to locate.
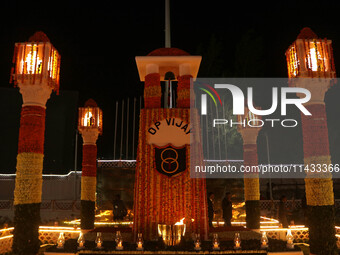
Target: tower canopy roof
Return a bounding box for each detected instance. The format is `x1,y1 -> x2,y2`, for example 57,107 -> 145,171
84,99 -> 98,107
147,48 -> 190,56
297,27 -> 318,39
28,31 -> 51,42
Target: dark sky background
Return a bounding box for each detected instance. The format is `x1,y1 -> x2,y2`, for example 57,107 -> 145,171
1,1 -> 340,166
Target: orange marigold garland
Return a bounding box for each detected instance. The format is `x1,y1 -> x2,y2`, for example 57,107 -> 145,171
243,142 -> 260,229
301,104 -> 330,159
13,106 -> 46,254
133,108 -> 208,240
81,144 -> 97,177
300,104 -> 334,206
17,106 -> 46,154
177,75 -> 192,108
300,102 -> 336,254
80,143 -> 97,230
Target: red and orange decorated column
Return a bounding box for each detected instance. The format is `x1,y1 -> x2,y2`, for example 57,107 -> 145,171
78,99 -> 102,230
237,108 -> 261,229
144,65 -> 161,108
177,74 -> 192,108
286,28 -> 336,254
178,71 -> 208,236
10,31 -> 61,254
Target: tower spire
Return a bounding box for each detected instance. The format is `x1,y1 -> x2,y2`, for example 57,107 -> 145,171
165,0 -> 171,48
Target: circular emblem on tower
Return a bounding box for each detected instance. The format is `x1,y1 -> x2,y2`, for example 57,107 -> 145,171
154,144 -> 187,177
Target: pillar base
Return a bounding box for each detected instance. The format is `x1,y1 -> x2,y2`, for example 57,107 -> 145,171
245,200 -> 260,229
81,200 -> 95,230
12,203 -> 41,255
307,205 -> 337,255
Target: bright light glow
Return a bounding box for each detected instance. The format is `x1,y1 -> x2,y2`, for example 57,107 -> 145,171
260,216 -> 279,223
232,202 -> 245,209
260,227 -> 309,232
38,226 -> 80,233
287,46 -> 298,77
0,171 -> 81,178
309,47 -> 318,71
0,234 -> 13,240
289,225 -> 305,228
174,218 -> 185,225
47,50 -> 59,79
307,43 -> 326,72
84,111 -> 93,127
39,226 -> 79,229
260,225 -> 279,229
0,227 -> 14,232
22,45 -> 42,74
38,229 -> 81,233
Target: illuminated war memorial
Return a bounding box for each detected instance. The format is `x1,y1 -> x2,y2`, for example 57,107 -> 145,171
0,4 -> 339,254
133,47 -> 208,241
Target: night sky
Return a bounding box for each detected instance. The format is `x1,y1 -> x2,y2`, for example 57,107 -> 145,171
1,1 -> 340,161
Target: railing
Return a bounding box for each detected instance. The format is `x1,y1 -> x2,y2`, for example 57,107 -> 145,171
259,200 -> 302,211
2,199 -> 340,211
261,227 -> 309,242
0,200 -> 80,211
96,159 -> 245,169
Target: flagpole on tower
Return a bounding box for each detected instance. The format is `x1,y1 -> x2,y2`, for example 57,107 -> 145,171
165,0 -> 171,48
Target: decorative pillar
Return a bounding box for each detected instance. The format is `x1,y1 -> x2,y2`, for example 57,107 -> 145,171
286,27 -> 336,255
177,74 -> 192,108
144,70 -> 161,108
78,99 -> 102,230
10,31 -> 61,255
238,108 -> 261,229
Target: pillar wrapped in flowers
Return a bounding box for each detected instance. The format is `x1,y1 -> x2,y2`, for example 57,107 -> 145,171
286,27 -> 336,255
144,73 -> 161,108
10,31 -> 61,254
78,99 -> 102,230
237,107 -> 261,229
133,108 -> 208,240
177,75 -> 192,108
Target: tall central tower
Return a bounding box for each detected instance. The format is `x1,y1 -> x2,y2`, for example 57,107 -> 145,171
133,47 -> 208,240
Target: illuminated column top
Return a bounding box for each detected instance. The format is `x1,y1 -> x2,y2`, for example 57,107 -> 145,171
286,27 -> 336,79
286,27 -> 336,104
78,99 -> 103,145
10,31 -> 61,108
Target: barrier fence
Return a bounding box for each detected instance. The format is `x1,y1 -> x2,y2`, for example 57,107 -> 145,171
1,199 -> 340,211
0,200 -> 80,211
